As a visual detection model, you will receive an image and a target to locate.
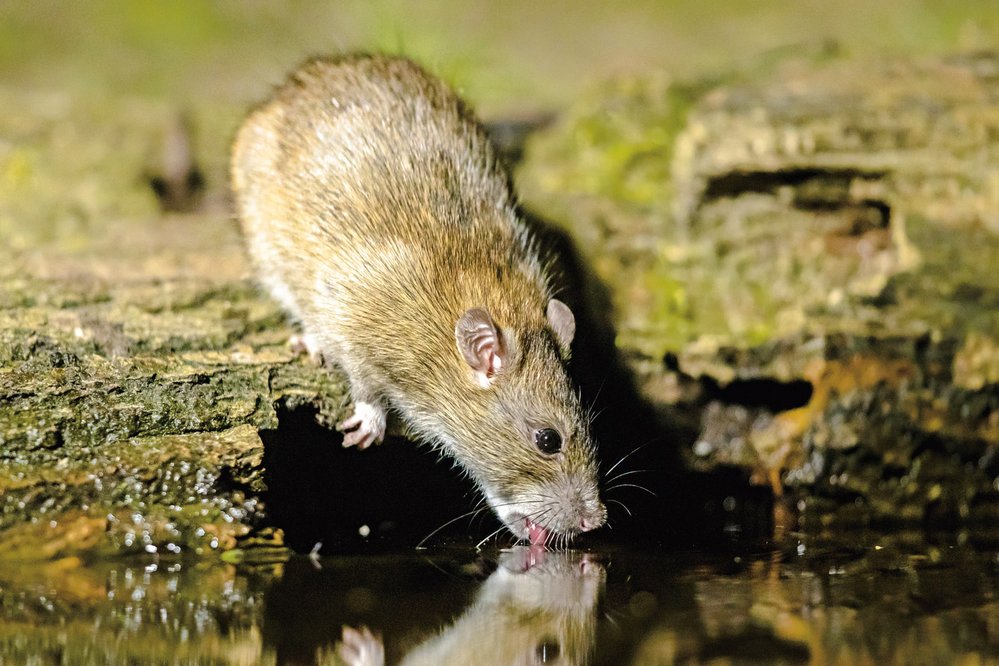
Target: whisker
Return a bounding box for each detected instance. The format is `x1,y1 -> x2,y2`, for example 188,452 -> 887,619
491,498 -> 547,508
603,440 -> 658,478
529,505 -> 554,522
527,510 -> 555,551
607,498 -> 632,517
475,524 -> 510,551
582,400 -> 608,429
417,505 -> 491,549
529,507 -> 554,527
419,494 -> 552,550
468,496 -> 491,529
470,497 -> 548,536
421,555 -> 458,579
542,509 -> 560,551
603,611 -> 622,631
605,468 -> 654,485
606,482 -> 657,497
588,374 -> 609,414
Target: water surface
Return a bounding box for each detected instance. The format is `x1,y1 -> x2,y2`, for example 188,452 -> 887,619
2,535 -> 997,664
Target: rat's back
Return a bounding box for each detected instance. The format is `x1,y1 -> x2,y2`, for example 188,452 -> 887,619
234,52 -> 546,353
232,55 -> 515,266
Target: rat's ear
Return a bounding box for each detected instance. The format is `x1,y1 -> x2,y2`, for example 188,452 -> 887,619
455,307 -> 506,387
546,298 -> 576,356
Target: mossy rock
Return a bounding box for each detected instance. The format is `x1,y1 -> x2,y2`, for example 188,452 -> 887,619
517,53 -> 999,529
0,88 -> 346,560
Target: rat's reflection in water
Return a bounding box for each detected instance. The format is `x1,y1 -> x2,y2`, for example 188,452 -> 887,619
335,548 -> 604,666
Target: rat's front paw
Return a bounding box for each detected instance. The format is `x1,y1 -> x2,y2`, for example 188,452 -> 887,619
339,401 -> 386,449
337,625 -> 384,666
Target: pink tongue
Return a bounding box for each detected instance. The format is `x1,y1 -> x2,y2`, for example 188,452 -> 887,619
526,519 -> 549,547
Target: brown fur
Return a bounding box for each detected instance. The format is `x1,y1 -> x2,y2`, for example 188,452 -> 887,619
231,54 -> 605,540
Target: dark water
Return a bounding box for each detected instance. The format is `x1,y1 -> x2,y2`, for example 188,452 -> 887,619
1,535 -> 997,665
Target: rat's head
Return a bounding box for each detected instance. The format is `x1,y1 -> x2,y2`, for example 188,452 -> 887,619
453,298 -> 606,547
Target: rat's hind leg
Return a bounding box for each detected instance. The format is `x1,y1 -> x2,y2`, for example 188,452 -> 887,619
253,268 -> 325,364
288,331 -> 324,365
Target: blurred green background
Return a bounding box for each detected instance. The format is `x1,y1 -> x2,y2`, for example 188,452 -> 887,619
2,0 -> 998,114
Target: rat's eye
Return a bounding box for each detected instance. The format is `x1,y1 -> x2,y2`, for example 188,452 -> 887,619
534,428 -> 562,455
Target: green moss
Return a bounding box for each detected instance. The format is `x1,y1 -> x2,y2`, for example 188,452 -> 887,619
522,76 -> 699,213
520,57 -> 999,365
888,216 -> 999,339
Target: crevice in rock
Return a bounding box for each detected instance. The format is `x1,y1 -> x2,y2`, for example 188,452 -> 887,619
702,166 -> 886,202
700,376 -> 814,412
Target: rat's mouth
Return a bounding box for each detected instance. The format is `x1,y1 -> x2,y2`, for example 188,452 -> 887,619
488,494 -> 561,548
525,517 -> 550,547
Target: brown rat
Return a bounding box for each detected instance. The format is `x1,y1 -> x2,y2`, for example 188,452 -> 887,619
231,54 -> 606,545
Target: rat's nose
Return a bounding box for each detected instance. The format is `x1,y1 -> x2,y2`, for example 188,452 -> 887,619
579,501 -> 607,532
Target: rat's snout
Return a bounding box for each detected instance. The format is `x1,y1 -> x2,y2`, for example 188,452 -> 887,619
490,489 -> 606,545
543,490 -> 606,538
578,498 -> 607,533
